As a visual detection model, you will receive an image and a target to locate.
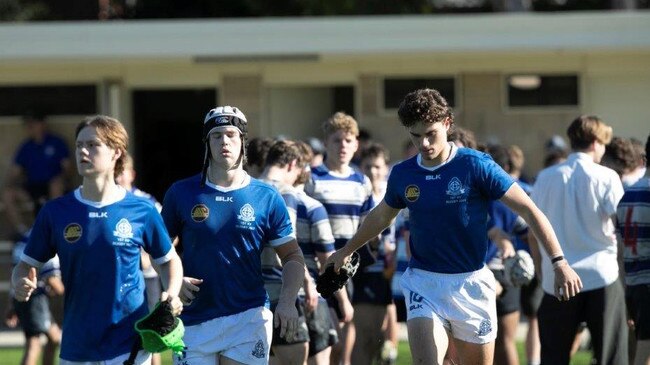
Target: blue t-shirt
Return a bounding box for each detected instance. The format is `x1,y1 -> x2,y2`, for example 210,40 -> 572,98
161,174 -> 294,325
384,145 -> 514,274
14,133 -> 69,185
21,188 -> 173,362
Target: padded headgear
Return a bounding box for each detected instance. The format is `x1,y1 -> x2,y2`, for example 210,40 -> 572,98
203,106 -> 248,141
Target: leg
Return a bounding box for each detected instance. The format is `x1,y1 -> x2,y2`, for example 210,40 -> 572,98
407,317 -> 448,365
452,338 -> 495,365
381,303 -> 399,364
351,304 -> 387,365
585,280 -> 628,365
525,316 -> 541,365
43,323 -> 61,365
634,340 -> 650,365
272,343 -> 309,365
20,336 -> 43,365
538,292 -> 582,365
495,311 -> 520,365
309,347 -> 332,365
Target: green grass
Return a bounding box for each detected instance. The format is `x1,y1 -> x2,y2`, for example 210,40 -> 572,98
0,342 -> 593,365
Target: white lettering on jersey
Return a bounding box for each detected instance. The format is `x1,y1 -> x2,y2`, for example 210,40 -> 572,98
215,196 -> 234,202
89,212 -> 108,218
426,175 -> 441,181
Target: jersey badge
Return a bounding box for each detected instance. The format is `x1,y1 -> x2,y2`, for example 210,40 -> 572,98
63,223 -> 83,243
114,218 -> 134,240
446,177 -> 465,197
404,185 -> 420,202
191,204 -> 209,222
238,203 -> 255,222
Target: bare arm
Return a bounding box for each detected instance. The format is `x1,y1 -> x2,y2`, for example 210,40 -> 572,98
274,239 -> 305,339
153,251 -> 184,315
11,261 -> 37,302
326,200 -> 400,272
500,183 -> 582,300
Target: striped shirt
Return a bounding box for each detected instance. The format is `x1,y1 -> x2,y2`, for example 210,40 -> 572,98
616,176 -> 650,286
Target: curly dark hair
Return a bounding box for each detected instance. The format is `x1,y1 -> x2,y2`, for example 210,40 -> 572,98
601,136 -> 637,177
397,89 -> 454,129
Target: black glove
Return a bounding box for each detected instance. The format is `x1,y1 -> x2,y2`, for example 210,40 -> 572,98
316,251 -> 360,298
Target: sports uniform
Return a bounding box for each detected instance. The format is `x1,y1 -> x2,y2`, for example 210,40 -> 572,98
20,187 -> 175,363
384,143 -> 514,344
14,133 -> 69,202
162,174 -> 294,364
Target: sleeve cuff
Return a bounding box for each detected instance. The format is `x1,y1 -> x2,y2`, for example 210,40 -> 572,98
21,254 -> 45,269
153,247 -> 178,266
269,235 -> 295,247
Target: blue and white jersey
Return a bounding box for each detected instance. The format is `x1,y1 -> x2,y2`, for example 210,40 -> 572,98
295,190 -> 335,280
161,174 -> 294,325
391,210 -> 410,299
305,165 -> 374,250
21,187 -> 174,362
485,200 -> 528,268
384,144 -> 514,274
616,177 -> 650,286
259,179 -> 299,302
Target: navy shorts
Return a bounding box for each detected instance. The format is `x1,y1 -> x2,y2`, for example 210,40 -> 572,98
14,294 -> 52,337
492,269 -> 521,315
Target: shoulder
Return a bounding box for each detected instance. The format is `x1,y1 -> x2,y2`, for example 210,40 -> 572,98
310,165 -> 329,178
123,191 -> 159,211
248,177 -> 285,195
167,174 -> 202,192
297,190 -> 325,210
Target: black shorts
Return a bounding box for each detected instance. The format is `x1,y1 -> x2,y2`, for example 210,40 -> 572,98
492,269 -> 521,315
394,298 -> 407,323
627,283 -> 650,340
520,275 -> 543,317
272,297 -> 338,356
14,294 -> 52,337
351,271 -> 392,305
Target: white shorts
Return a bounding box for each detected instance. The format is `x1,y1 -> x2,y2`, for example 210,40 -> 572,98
400,266 -> 498,344
60,350 -> 151,365
173,306 -> 273,365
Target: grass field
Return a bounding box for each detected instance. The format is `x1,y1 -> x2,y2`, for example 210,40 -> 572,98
0,341 -> 593,365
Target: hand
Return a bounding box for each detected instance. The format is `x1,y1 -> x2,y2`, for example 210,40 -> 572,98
161,292 -> 183,316
179,277 -> 202,306
553,261 -> 582,301
274,299 -> 299,340
323,249 -> 352,274
499,240 -> 516,259
13,267 -> 37,302
303,279 -> 319,314
4,308 -> 18,328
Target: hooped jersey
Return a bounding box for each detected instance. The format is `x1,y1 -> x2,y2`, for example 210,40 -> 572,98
22,188 -> 174,362
384,144 -> 514,274
161,174 -> 294,325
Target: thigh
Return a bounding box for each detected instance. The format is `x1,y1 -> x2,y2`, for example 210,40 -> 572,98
221,308 -> 273,365
538,292 -> 582,365
453,337 -> 495,365
407,317 -> 448,365
585,280 -> 628,365
306,297 -> 338,357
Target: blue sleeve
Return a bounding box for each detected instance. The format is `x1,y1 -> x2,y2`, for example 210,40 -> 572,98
266,192 -> 294,245
477,154 -> 515,200
161,185 -> 180,238
384,167 -> 406,209
23,206 -> 56,264
142,205 -> 173,260
14,144 -> 28,168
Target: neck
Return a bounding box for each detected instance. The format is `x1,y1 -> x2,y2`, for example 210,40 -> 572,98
81,175 -> 119,202
324,159 -> 349,175
421,142 -> 452,167
576,149 -> 598,163
262,165 -> 291,185
207,164 -> 245,187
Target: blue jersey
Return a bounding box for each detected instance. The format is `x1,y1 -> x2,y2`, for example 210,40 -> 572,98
21,188 -> 174,362
161,174 -> 294,325
14,133 -> 69,185
616,177 -> 650,286
384,144 -> 514,274
485,200 -> 528,266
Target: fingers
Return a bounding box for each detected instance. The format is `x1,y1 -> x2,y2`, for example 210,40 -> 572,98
184,277 -> 203,291
160,291 -> 169,302
180,277 -> 202,305
28,267 -> 36,282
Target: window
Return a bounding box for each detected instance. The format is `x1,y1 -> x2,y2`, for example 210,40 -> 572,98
0,85 -> 97,116
384,77 -> 455,109
507,75 -> 578,107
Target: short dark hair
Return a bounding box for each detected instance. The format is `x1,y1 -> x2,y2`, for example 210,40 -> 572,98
448,127 -> 477,149
264,140 -> 301,168
397,88 -> 454,129
601,136 -> 636,177
359,142 -> 390,164
567,115 -> 612,150
246,137 -> 274,171
486,144 -> 511,173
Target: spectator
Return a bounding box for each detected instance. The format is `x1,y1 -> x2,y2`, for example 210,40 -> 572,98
246,137 -> 274,178
305,137 -> 326,168
601,136 -> 637,179
622,138 -> 647,188
2,112 -> 71,235
531,115 -> 628,365
448,126 -> 478,150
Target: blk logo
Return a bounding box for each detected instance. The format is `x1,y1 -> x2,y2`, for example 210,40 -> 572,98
89,212 -> 108,218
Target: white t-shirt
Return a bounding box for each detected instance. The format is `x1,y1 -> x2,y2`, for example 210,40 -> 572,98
532,152 -> 624,293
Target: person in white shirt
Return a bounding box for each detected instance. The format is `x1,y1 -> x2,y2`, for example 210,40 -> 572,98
530,115 -> 627,365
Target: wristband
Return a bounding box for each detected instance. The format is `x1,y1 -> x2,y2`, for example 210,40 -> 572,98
552,255 -> 565,268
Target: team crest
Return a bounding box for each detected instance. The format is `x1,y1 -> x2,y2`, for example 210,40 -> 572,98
446,177 -> 465,197
113,218 -> 134,239
63,223 -> 82,243
237,203 -> 255,222
251,339 -> 265,358
477,319 -> 492,337
191,204 -> 209,222
404,185 -> 420,202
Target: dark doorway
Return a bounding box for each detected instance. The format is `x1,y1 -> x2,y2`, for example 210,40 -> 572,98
132,89 -> 217,202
